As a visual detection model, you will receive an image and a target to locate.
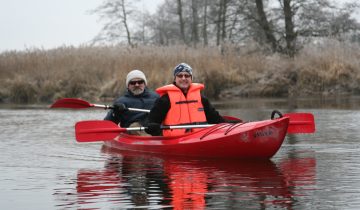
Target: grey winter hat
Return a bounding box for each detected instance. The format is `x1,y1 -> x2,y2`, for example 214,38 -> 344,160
126,70 -> 147,87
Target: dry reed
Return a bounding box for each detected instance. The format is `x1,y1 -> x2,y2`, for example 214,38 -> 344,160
0,39 -> 359,104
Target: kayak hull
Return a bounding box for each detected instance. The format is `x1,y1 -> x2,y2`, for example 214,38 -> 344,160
104,117 -> 289,159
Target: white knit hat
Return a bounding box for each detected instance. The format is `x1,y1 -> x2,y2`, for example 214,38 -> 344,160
125,70 -> 147,87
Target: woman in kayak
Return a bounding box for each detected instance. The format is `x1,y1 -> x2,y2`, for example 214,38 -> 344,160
145,63 -> 226,136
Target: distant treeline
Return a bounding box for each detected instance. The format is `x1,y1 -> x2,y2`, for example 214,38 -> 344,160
92,0 -> 360,57
0,39 -> 359,104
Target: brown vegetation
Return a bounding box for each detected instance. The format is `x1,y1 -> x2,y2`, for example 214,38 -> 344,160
0,39 -> 359,104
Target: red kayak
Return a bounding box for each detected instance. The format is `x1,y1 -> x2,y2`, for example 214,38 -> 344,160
51,98 -> 315,159
102,117 -> 290,158
74,111 -> 315,159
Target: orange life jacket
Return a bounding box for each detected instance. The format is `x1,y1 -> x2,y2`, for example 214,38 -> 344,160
156,83 -> 207,136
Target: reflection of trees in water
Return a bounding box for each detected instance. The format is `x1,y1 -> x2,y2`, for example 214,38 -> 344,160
53,145 -> 316,209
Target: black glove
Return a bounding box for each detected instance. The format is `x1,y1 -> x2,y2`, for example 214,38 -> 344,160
113,103 -> 128,114
145,122 -> 161,136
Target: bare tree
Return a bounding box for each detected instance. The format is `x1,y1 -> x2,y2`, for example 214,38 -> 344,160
202,0 -> 209,46
247,0 -> 360,55
91,0 -> 138,47
90,0 -> 360,54
255,0 -> 278,52
215,0 -> 226,45
191,0 -> 200,46
146,1 -> 182,45
221,0 -> 229,42
177,0 -> 187,44
282,0 -> 296,56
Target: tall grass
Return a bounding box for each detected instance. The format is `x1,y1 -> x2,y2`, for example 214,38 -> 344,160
0,39 -> 359,104
294,40 -> 360,95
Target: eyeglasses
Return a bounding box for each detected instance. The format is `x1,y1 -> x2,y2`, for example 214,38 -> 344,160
176,74 -> 191,79
129,80 -> 145,85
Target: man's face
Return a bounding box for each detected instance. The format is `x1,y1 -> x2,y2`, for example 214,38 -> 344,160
128,78 -> 145,95
174,72 -> 192,92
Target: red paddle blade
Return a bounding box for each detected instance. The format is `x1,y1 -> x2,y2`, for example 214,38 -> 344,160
75,120 -> 126,142
285,113 -> 315,134
51,98 -> 93,109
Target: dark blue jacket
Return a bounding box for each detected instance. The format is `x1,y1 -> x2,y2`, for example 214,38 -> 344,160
104,88 -> 159,127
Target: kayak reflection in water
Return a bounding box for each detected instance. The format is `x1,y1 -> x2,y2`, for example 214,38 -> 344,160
75,152 -> 170,208
62,146 -> 316,209
164,160 -> 208,209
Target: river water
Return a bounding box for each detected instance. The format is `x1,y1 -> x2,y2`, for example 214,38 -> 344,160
1,96 -> 360,209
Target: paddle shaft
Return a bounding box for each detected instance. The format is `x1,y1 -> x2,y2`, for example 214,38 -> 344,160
91,104 -> 150,113
131,124 -> 215,131
78,124 -> 216,134
51,98 -> 150,113
75,120 -> 217,142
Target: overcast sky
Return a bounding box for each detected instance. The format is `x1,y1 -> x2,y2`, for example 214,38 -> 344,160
0,0 -> 357,52
0,0 -> 163,52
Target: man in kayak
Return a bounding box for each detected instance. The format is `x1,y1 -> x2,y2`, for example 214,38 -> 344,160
104,70 -> 159,132
145,63 -> 226,136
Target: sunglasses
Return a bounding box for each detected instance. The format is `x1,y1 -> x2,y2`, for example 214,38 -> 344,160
176,74 -> 191,79
129,80 -> 145,85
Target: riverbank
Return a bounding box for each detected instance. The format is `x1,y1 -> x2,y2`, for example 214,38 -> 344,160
1,39 -> 359,104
